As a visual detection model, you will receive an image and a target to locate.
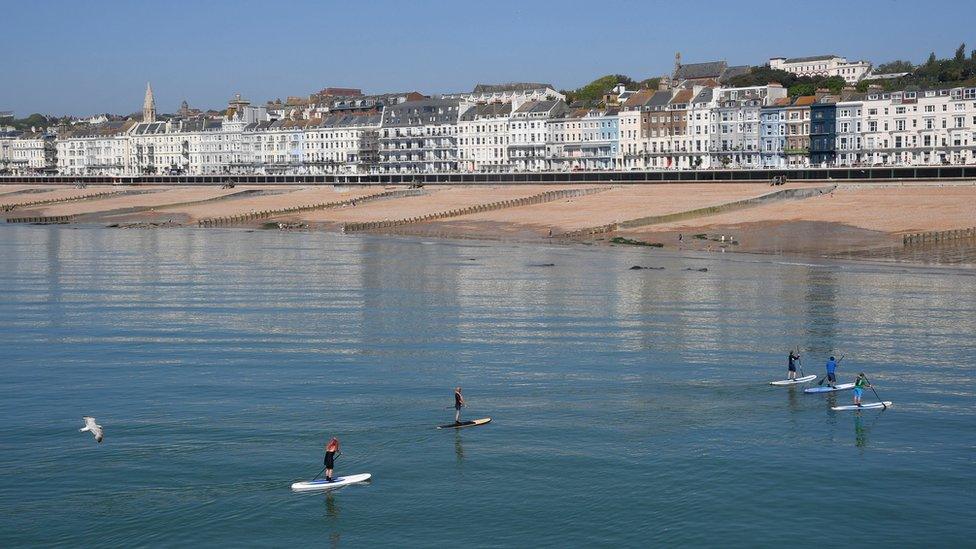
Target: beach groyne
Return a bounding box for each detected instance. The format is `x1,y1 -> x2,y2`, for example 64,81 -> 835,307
197,188 -> 426,227
903,227 -> 976,245
341,187 -> 610,233
5,215 -> 75,224
0,189 -> 128,212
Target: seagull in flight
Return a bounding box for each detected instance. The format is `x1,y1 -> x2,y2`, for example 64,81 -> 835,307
80,416 -> 103,443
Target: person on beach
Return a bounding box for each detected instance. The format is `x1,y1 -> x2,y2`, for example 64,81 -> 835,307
853,373 -> 871,407
454,387 -> 465,424
787,350 -> 800,380
324,437 -> 340,482
825,356 -> 838,387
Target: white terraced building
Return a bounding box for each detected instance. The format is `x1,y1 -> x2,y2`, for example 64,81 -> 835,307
857,86 -> 976,166
547,108 -> 620,171
710,84 -> 788,168
379,98 -> 462,173
9,133 -> 54,174
617,89 -> 652,170
443,83 -> 564,110
508,100 -> 568,172
457,102 -> 512,173
769,55 -> 872,84
57,120 -> 134,176
833,98 -> 864,167
302,113 -> 381,174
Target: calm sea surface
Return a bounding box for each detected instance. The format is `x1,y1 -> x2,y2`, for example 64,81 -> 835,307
0,226 -> 974,547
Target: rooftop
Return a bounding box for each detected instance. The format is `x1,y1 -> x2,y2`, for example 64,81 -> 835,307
472,83 -> 554,94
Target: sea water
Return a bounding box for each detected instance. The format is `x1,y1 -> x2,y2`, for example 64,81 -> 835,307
0,225 -> 973,547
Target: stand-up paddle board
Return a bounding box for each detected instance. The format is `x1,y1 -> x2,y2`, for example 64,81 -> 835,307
832,402 -> 892,411
291,473 -> 371,492
804,383 -> 854,394
437,417 -> 491,430
769,374 -> 817,386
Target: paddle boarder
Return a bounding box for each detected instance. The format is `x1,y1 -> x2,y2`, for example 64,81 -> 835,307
825,356 -> 838,387
454,387 -> 465,424
324,437 -> 340,482
853,373 -> 872,407
787,350 -> 800,380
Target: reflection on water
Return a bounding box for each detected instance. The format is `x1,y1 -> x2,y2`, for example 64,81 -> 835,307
837,239 -> 976,266
325,492 -> 339,520
0,226 -> 974,547
455,431 -> 464,466
855,415 -> 868,448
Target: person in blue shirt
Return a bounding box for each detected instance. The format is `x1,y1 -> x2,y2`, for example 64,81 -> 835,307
825,356 -> 838,387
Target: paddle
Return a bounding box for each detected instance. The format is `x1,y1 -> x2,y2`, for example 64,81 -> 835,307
311,452 -> 341,480
862,375 -> 887,409
818,354 -> 845,386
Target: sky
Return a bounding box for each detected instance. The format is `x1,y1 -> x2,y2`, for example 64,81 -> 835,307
1,0 -> 974,117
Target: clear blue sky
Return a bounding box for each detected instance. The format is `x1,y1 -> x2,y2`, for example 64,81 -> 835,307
1,0 -> 974,117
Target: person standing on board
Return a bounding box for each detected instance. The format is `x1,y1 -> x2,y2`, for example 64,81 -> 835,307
454,387 -> 465,424
324,437 -> 340,482
853,373 -> 872,407
825,356 -> 838,388
787,350 -> 800,380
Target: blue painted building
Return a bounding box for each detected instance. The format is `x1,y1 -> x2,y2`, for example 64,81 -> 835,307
760,98 -> 789,167
809,94 -> 838,166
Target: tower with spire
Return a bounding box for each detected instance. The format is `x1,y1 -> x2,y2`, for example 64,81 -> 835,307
143,82 -> 156,122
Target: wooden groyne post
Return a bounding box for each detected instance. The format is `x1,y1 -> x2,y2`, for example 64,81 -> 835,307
903,227 -> 976,246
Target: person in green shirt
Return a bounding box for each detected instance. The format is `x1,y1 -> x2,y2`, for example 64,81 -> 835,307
853,373 -> 872,406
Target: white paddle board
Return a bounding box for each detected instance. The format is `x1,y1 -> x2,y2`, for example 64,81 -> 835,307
769,374 -> 818,386
437,417 -> 491,430
832,402 -> 892,411
804,383 -> 855,394
291,473 -> 371,492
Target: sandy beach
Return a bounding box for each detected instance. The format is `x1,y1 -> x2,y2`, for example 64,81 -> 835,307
2,181 -> 974,261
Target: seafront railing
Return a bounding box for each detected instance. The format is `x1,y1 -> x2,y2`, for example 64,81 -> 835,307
3,166 -> 976,186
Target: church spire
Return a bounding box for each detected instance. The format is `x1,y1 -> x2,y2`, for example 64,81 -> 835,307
143,82 -> 156,122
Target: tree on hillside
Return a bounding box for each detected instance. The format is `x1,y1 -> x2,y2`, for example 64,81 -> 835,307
11,113 -> 49,131
955,43 -> 967,62
638,77 -> 661,90
727,66 -> 797,88
562,74 -> 636,105
875,60 -> 914,74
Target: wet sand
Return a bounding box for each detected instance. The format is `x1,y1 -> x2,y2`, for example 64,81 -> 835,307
614,185 -> 976,258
